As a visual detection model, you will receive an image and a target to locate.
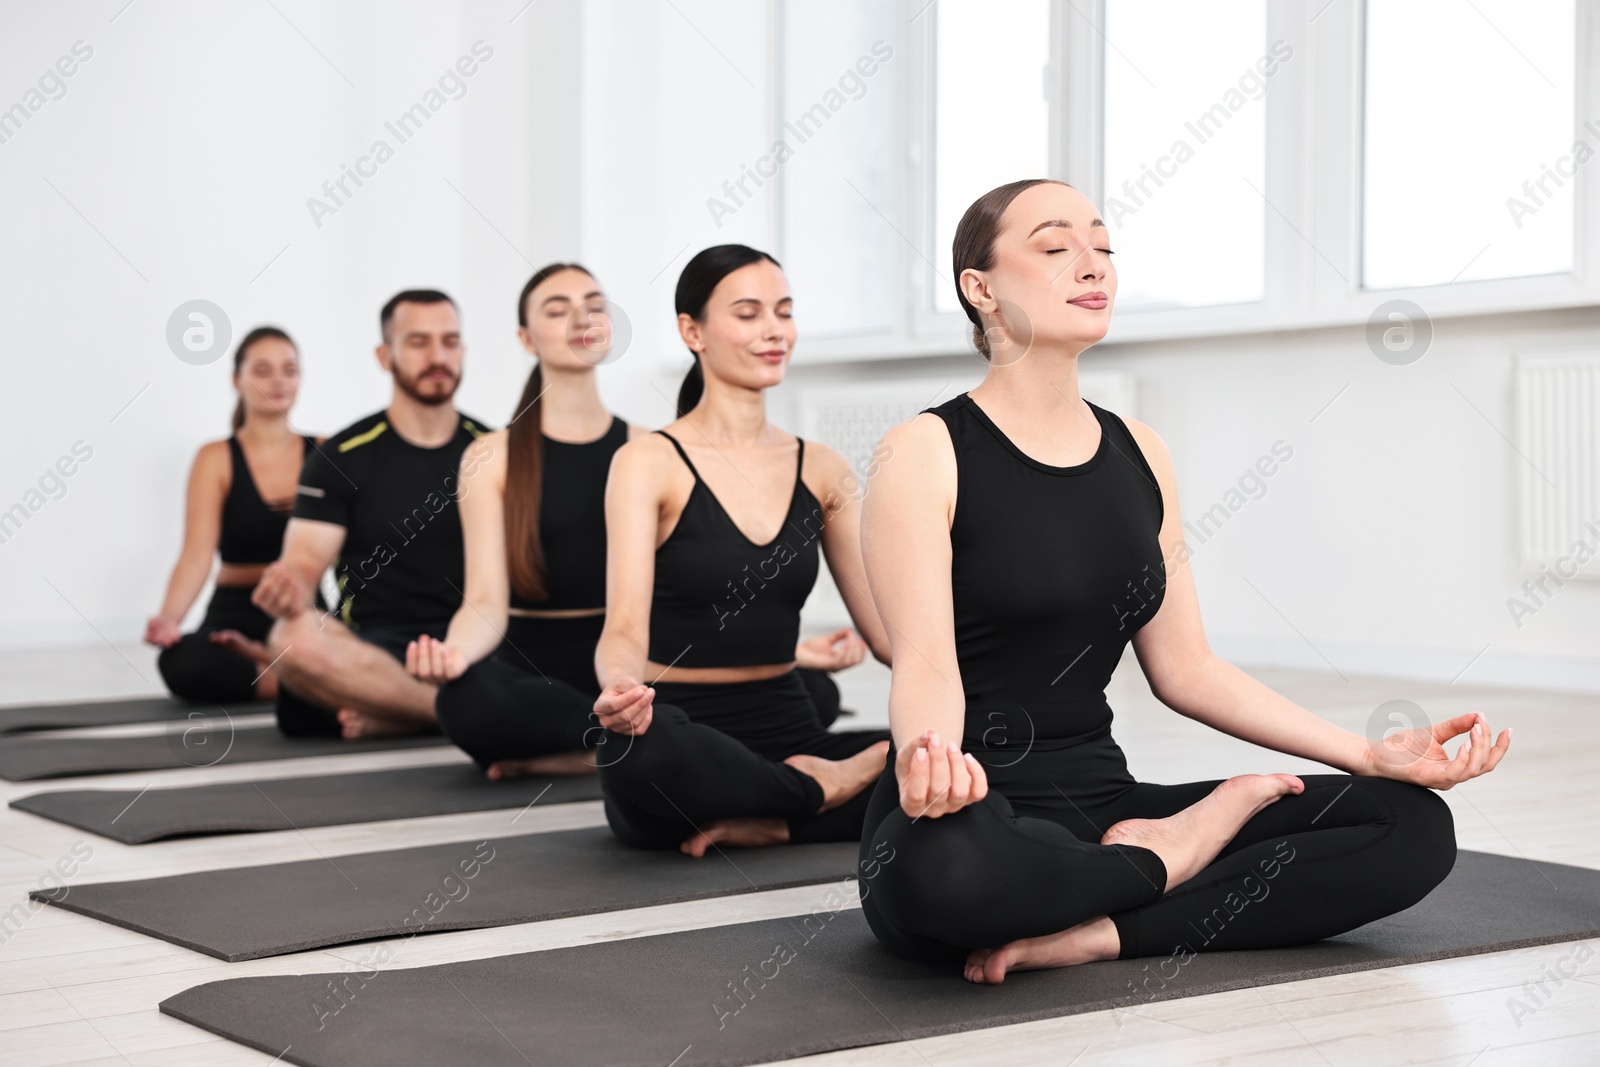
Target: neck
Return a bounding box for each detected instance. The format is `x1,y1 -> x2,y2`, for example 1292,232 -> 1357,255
535,362 -> 611,439
236,411 -> 294,440
682,373 -> 773,445
973,345 -> 1091,417
386,391 -> 459,447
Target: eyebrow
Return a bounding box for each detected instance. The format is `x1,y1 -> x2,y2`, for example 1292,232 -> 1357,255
539,290 -> 604,307
1028,218 -> 1107,236
728,296 -> 792,307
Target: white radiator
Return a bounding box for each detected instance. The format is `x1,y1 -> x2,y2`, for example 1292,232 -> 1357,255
1514,349 -> 1600,578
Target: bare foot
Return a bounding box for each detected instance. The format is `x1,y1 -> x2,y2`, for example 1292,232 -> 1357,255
964,914 -> 1120,984
210,629 -> 272,666
486,751 -> 597,780
680,817 -> 790,857
784,740 -> 891,813
1101,773 -> 1304,892
336,708 -> 423,740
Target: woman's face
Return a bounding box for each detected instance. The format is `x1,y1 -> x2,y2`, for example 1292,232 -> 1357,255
680,259 -> 796,392
965,182 -> 1117,361
519,268 -> 613,369
235,337 -> 300,417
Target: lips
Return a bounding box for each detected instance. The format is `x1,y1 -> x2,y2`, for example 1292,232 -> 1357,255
1068,292 -> 1108,309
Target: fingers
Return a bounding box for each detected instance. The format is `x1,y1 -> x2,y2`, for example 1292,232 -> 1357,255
1433,711 -> 1480,744
924,732 -> 951,814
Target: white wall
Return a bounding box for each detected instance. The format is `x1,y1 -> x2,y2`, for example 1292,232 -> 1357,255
0,0 -> 583,646
4,1 -> 1595,696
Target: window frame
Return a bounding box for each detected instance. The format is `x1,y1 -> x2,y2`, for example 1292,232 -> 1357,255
782,0 -> 1600,365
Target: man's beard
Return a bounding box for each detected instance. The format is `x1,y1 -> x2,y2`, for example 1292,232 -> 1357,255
394,364 -> 460,405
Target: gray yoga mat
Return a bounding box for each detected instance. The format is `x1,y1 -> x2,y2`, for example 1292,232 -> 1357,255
35,826 -> 858,961
0,722 -> 450,781
10,763 -> 604,844
158,849 -> 1600,1067
0,695 -> 258,735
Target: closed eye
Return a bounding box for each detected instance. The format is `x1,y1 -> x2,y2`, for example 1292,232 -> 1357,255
1046,248 -> 1115,256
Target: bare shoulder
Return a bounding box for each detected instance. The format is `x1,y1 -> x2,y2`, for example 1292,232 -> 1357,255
611,429 -> 679,478
1121,416 -> 1174,479
195,438 -> 231,474
622,420 -> 649,441
879,410 -> 955,473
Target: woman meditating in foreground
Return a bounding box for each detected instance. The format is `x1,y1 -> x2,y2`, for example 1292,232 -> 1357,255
856,178 -> 1511,983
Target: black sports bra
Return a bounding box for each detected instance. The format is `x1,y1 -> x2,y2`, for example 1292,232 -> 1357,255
218,435 -> 315,565
928,393 -> 1167,749
647,431 -> 822,668
512,416 -> 628,612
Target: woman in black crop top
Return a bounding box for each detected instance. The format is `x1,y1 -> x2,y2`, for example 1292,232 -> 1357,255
403,264 -> 637,778
590,244 -> 894,853
856,180 -> 1509,982
146,327 -> 321,704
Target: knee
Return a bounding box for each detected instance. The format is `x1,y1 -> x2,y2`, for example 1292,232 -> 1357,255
271,615 -> 338,684
1371,779 -> 1458,903
861,801 -> 995,926
156,639 -> 203,700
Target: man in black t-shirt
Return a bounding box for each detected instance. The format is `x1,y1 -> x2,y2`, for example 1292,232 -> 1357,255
253,290 -> 493,738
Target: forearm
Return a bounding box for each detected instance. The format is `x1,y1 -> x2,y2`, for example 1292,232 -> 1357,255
1161,655 -> 1372,774
443,601 -> 507,666
887,664 -> 966,752
594,624 -> 647,692
157,553 -> 214,620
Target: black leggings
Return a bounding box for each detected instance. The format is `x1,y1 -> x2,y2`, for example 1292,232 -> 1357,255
433,610 -> 849,768
433,615 -> 604,767
596,669 -> 889,850
859,734 -> 1457,964
156,586 -> 273,705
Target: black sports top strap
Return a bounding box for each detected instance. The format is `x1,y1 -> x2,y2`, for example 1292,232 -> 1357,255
654,430 -> 702,481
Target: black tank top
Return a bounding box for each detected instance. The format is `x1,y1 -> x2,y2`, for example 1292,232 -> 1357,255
218,435 -> 315,564
513,416 -> 628,612
928,393 -> 1166,750
647,431 -> 822,667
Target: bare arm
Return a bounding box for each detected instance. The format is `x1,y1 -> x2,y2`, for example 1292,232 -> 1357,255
1125,419 -> 1510,786
591,437 -> 666,733
253,518 -> 344,620
861,414 -> 984,816
152,442 -> 227,629
810,440 -> 892,664
441,433 -> 510,666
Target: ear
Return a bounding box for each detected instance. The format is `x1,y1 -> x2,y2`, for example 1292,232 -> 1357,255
676,312 -> 702,353
374,343 -> 392,372
959,268 -> 996,315
515,326 -> 538,357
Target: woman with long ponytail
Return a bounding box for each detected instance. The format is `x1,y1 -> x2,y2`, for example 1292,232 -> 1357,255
146,327 -> 321,703
590,244 -> 893,854
407,264 -> 634,778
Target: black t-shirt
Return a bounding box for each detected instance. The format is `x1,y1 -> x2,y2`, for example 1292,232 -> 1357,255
293,409 -> 490,630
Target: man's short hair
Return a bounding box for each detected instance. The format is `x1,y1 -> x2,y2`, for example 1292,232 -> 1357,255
380,289 -> 457,343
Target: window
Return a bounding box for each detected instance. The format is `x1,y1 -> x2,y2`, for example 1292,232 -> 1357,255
1363,0 -> 1576,290
1101,0 -> 1268,310
777,0 -> 899,337
931,0 -> 1050,314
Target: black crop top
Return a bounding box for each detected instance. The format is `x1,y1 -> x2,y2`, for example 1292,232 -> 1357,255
928,393 -> 1167,749
217,435 -> 315,565
647,431 -> 822,667
513,416 -> 628,612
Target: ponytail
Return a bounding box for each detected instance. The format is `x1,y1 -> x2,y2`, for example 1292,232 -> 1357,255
231,398 -> 245,431
677,355 -> 705,416
504,362 -> 549,602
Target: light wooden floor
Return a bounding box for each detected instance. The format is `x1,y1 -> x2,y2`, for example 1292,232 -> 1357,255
1,643 -> 1596,1066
